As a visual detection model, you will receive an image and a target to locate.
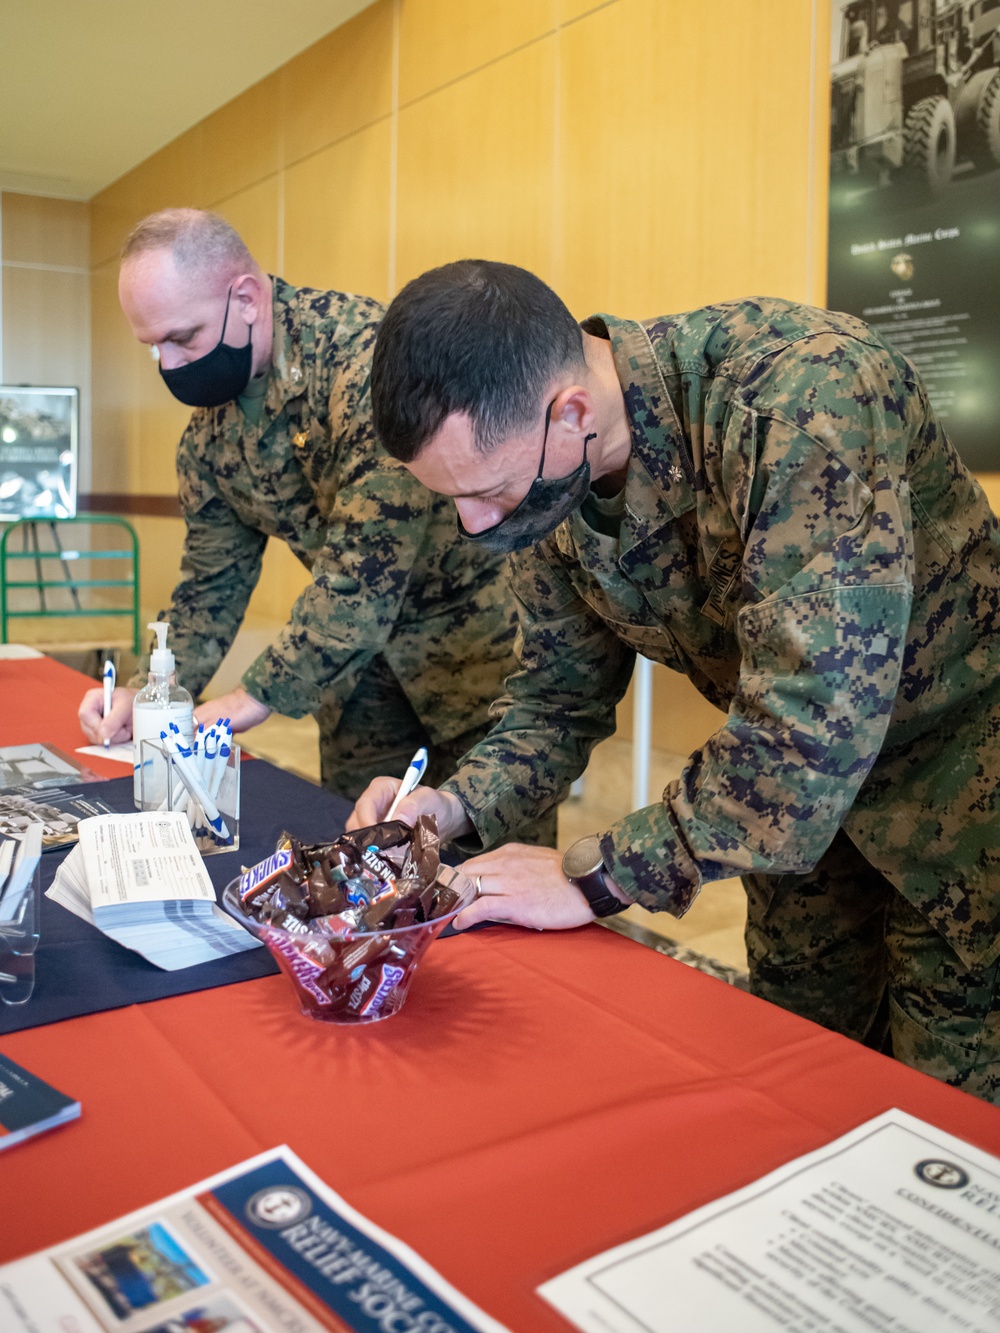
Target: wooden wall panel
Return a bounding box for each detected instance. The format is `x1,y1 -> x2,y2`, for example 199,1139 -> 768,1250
396,37 -> 557,286
281,0 -> 394,168
559,0 -> 614,21
1,267 -> 89,387
283,120 -> 392,300
131,514 -> 187,622
212,175 -> 283,276
90,175 -> 145,271
89,260 -> 137,495
200,70 -> 285,208
556,0 -> 822,320
397,0 -> 558,105
2,193 -> 89,268
91,130 -> 208,269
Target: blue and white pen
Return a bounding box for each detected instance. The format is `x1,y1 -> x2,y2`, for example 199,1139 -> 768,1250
208,728 -> 231,803
102,659 -> 116,750
386,746 -> 429,821
162,726 -> 230,841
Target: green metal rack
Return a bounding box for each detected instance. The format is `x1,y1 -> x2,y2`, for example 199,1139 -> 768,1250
0,515 -> 141,655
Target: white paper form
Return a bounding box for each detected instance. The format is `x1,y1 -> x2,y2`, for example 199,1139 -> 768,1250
79,812 -> 215,908
45,845 -> 96,923
75,743 -> 134,766
49,827 -> 260,970
540,1109 -> 1000,1333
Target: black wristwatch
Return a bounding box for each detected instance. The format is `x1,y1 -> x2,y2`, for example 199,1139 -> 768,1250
562,835 -> 629,918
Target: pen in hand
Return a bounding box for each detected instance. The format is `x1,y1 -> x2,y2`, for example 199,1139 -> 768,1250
102,659 -> 116,750
386,746 -> 429,821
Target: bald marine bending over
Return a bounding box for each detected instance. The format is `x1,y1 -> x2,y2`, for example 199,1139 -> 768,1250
78,212 -> 520,800
349,258 -> 1000,1102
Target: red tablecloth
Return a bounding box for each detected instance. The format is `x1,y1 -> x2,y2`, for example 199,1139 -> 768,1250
2,655 -> 1000,1330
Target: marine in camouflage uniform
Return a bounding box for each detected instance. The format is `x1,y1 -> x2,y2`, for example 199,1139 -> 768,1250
441,297 -> 1000,1098
138,279 -> 521,800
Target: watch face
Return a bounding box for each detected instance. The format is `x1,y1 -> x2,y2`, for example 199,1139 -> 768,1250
562,835 -> 605,879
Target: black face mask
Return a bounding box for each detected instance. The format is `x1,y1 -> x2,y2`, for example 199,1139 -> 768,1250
159,288 -> 253,408
458,401 -> 594,556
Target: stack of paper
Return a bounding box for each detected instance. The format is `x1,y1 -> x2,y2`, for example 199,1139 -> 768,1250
47,812 -> 261,971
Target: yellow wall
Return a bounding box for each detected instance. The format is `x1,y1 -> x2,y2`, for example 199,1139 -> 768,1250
1,193 -> 91,487
84,0 -> 994,749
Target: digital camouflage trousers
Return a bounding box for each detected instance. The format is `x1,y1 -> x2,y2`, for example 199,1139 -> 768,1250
743,830 -> 1000,1104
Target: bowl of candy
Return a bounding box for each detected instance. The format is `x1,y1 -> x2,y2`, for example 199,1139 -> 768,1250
222,816 -> 474,1023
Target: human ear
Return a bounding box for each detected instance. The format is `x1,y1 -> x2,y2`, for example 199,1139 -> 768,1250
551,385 -> 596,439
232,273 -> 263,325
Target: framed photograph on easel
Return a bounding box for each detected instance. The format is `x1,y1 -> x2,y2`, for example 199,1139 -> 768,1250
0,386 -> 79,521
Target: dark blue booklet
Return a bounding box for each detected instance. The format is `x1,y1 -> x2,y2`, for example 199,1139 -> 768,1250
0,1052 -> 80,1150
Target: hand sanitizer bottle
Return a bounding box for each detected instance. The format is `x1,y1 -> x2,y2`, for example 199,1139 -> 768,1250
133,621 -> 194,808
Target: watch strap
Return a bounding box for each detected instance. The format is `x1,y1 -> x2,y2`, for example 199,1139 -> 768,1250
569,866 -> 629,918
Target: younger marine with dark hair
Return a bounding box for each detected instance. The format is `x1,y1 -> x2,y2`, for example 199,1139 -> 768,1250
351,258 -> 1000,1102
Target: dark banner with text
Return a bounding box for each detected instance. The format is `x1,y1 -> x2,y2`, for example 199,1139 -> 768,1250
827,0 -> 1000,470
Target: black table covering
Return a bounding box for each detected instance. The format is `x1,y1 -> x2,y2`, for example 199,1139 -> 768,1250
0,759 -> 355,1034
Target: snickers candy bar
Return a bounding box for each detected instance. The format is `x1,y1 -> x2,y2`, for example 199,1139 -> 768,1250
239,848 -> 297,909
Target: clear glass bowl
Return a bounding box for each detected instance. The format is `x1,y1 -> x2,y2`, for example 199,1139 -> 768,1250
222,876 -> 473,1024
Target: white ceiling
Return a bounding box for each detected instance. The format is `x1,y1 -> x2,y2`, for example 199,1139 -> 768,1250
0,0 -> 377,201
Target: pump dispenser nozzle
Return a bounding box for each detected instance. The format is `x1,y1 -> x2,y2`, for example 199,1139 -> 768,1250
148,621 -> 175,676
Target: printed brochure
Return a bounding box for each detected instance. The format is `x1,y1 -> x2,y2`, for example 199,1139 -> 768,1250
0,1146 -> 510,1332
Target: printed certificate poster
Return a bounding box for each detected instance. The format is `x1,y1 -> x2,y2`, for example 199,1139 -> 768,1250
540,1108 -> 1000,1332
827,1 -> 1000,470
0,1147 -> 510,1333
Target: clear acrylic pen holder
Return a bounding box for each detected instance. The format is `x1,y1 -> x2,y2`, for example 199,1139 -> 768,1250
139,738 -> 241,856
0,853 -> 41,1006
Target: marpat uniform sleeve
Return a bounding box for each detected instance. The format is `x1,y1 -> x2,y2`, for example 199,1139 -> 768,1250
441,545 -> 636,850
130,423 -> 268,698
239,426 -> 435,719
603,394 -> 914,916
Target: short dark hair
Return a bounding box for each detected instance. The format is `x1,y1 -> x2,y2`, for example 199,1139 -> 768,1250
372,260 -> 586,460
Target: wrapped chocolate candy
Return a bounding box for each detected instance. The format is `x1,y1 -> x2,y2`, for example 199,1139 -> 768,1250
226,815 -> 476,1023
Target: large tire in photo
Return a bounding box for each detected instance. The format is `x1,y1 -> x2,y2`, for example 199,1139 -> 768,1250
904,95 -> 957,193
976,71 -> 1000,167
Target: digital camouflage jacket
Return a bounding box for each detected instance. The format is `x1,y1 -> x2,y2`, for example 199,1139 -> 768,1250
443,299 -> 1000,968
142,279 -> 516,741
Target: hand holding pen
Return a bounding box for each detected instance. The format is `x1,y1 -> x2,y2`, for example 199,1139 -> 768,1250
386,746 -> 429,821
